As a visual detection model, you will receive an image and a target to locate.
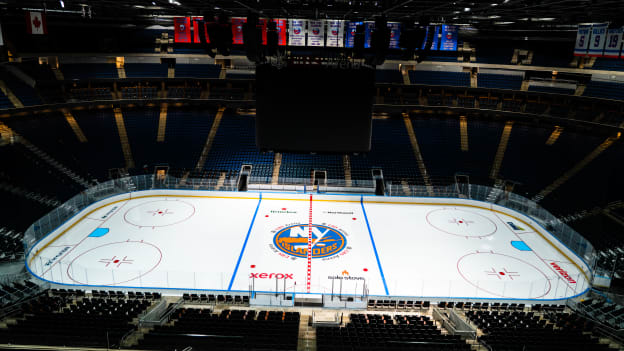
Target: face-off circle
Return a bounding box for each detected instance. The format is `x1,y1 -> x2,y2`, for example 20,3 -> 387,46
457,251 -> 552,299
67,240 -> 162,286
426,208 -> 497,238
124,199 -> 195,228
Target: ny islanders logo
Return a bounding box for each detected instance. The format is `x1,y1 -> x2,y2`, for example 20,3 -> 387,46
294,28 -> 301,35
273,224 -> 346,258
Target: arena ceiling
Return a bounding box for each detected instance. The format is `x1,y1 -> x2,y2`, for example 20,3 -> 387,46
1,0 -> 623,29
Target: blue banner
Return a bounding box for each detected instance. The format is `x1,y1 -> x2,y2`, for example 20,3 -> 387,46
345,21 -> 360,48
440,25 -> 458,51
388,22 -> 401,49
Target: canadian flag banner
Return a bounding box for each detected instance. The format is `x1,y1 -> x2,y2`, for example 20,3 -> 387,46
27,11 -> 47,35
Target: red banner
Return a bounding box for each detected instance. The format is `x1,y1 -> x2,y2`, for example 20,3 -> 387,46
274,19 -> 287,46
231,17 -> 246,45
174,17 -> 191,43
192,17 -> 209,44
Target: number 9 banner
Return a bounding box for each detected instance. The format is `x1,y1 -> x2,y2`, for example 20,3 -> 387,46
574,24 -> 592,56
588,23 -> 608,57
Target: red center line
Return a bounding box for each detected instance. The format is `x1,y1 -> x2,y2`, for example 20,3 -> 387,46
307,194 -> 313,293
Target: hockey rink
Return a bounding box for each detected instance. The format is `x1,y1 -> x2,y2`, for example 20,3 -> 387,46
26,190 -> 591,301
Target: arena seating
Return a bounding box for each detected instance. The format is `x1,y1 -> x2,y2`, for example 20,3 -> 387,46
0,90 -> 13,109
203,112 -> 274,181
466,310 -> 611,350
162,107 -> 216,169
501,125 -> 605,200
0,73 -> 42,106
530,52 -> 574,68
475,47 -> 513,64
175,64 -> 222,78
71,109 -> 126,179
583,80 -> 624,101
138,308 -> 300,350
578,296 -> 624,329
375,70 -> 403,84
350,118 -> 421,183
225,72 -> 255,80
122,107 -> 163,169
570,213 -> 624,252
477,73 -> 523,90
69,87 -> 114,100
410,116 -> 461,180
0,227 -> 24,263
168,86 -> 202,99
124,63 -> 169,78
317,313 -> 470,351
0,143 -> 81,200
592,58 -> 624,72
121,86 -> 158,99
408,71 -> 470,87
279,153 -> 345,181
60,63 -> 119,80
0,293 -> 153,348
527,85 -> 576,95
540,139 -> 624,215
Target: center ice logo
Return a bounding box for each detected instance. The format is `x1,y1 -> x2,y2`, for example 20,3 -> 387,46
273,224 -> 346,258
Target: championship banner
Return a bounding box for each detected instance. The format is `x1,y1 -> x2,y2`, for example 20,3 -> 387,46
345,21 -> 361,48
604,27 -> 623,58
273,18 -> 287,46
364,22 -> 374,48
288,19 -> 306,46
440,25 -> 458,51
574,24 -> 592,56
192,17 -> 209,44
0,22 -> 4,46
326,20 -> 345,47
588,23 -> 608,57
26,11 -> 47,35
308,20 -> 324,47
388,22 -> 401,49
173,17 -> 191,43
231,17 -> 246,45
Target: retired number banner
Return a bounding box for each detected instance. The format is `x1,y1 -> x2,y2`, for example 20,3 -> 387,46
588,23 -> 608,57
574,24 -> 592,56
603,27 -> 623,58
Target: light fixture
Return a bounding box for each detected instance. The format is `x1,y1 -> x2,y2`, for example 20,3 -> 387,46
59,0 -> 64,8
464,7 -> 471,12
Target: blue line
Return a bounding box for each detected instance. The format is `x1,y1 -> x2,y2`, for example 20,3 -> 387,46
361,196 -> 389,295
227,193 -> 262,290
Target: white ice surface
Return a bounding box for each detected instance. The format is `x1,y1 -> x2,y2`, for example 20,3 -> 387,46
27,190 -> 590,300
